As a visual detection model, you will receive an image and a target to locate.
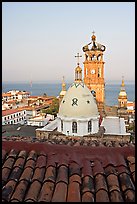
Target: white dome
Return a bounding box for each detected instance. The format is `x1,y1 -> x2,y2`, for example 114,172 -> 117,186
58,82 -> 99,118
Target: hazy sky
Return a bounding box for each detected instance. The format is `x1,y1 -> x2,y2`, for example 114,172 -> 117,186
2,2 -> 135,83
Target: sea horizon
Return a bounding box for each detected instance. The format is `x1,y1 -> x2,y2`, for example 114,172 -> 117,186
2,80 -> 135,107
2,79 -> 135,85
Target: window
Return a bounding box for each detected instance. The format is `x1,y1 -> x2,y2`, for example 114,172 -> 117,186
88,120 -> 92,133
72,121 -> 77,133
61,120 -> 63,131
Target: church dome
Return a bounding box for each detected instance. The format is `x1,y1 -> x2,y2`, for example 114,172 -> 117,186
119,90 -> 127,97
58,82 -> 99,118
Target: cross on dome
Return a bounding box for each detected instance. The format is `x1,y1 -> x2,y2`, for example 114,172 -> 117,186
75,53 -> 82,66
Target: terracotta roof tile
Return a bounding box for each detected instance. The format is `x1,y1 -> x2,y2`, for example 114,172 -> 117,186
7,149 -> 18,158
110,190 -> 124,202
13,157 -> 26,169
31,167 -> 46,183
82,191 -> 94,202
132,171 -> 135,183
24,180 -> 41,202
127,156 -> 135,164
38,181 -> 55,202
24,159 -> 36,169
105,164 -> 118,176
56,165 -> 68,184
19,167 -> 34,182
119,172 -> 135,192
67,182 -> 81,202
106,174 -> 120,192
43,166 -> 56,183
69,174 -> 81,184
35,154 -> 47,168
51,182 -> 68,202
17,150 -> 27,159
95,189 -> 110,202
2,140 -> 135,202
2,168 -> 11,186
2,157 -> 16,169
124,189 -> 135,202
95,173 -> 108,192
82,175 -> 94,195
2,180 -> 17,202
9,166 -> 23,182
69,161 -> 81,177
2,149 -> 7,164
10,180 -> 28,202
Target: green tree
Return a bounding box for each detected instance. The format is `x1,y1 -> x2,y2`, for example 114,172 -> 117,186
44,97 -> 59,117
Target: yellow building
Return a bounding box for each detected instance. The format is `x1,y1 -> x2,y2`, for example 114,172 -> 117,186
82,32 -> 106,115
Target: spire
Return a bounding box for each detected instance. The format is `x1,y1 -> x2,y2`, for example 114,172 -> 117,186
62,76 -> 66,91
121,76 -> 126,91
91,30 -> 96,42
74,53 -> 82,82
118,76 -> 127,98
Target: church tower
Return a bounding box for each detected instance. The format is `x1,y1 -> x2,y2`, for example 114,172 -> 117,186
118,77 -> 127,108
82,32 -> 106,116
59,76 -> 67,104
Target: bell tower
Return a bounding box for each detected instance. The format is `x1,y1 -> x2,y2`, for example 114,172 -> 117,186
118,76 -> 127,108
82,32 -> 106,116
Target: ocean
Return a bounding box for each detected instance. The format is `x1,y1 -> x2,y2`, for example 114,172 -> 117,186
2,82 -> 135,106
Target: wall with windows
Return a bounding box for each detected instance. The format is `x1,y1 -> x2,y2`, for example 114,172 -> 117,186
58,117 -> 99,136
2,110 -> 26,125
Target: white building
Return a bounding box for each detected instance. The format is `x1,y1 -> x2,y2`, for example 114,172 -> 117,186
2,109 -> 26,125
27,115 -> 49,127
2,90 -> 30,103
57,63 -> 99,136
101,116 -> 130,135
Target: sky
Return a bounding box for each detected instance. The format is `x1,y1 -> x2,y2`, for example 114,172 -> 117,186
2,2 -> 135,83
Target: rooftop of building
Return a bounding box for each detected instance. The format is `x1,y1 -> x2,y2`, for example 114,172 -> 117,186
2,138 -> 135,202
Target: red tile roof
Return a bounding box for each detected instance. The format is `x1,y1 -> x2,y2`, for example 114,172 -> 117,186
2,109 -> 24,117
2,140 -> 135,202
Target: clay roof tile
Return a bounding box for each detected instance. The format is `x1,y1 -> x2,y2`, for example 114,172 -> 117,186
19,167 -> 34,182
67,182 -> 81,202
124,189 -> 135,202
95,173 -> 108,192
43,166 -> 56,183
119,172 -> 135,192
2,157 -> 16,170
9,166 -> 23,182
2,168 -> 11,186
107,174 -> 120,192
95,189 -> 110,202
35,154 -> 47,168
2,149 -> 7,164
82,175 -> 94,194
56,165 -> 68,184
31,167 -> 46,183
10,180 -> 28,202
24,180 -> 41,202
38,181 -> 55,202
82,191 -> 94,202
51,182 -> 67,202
2,180 -> 17,202
110,190 -> 124,202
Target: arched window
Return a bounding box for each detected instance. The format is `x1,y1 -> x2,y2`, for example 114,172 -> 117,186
72,121 -> 77,133
61,120 -> 63,131
88,120 -> 92,133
